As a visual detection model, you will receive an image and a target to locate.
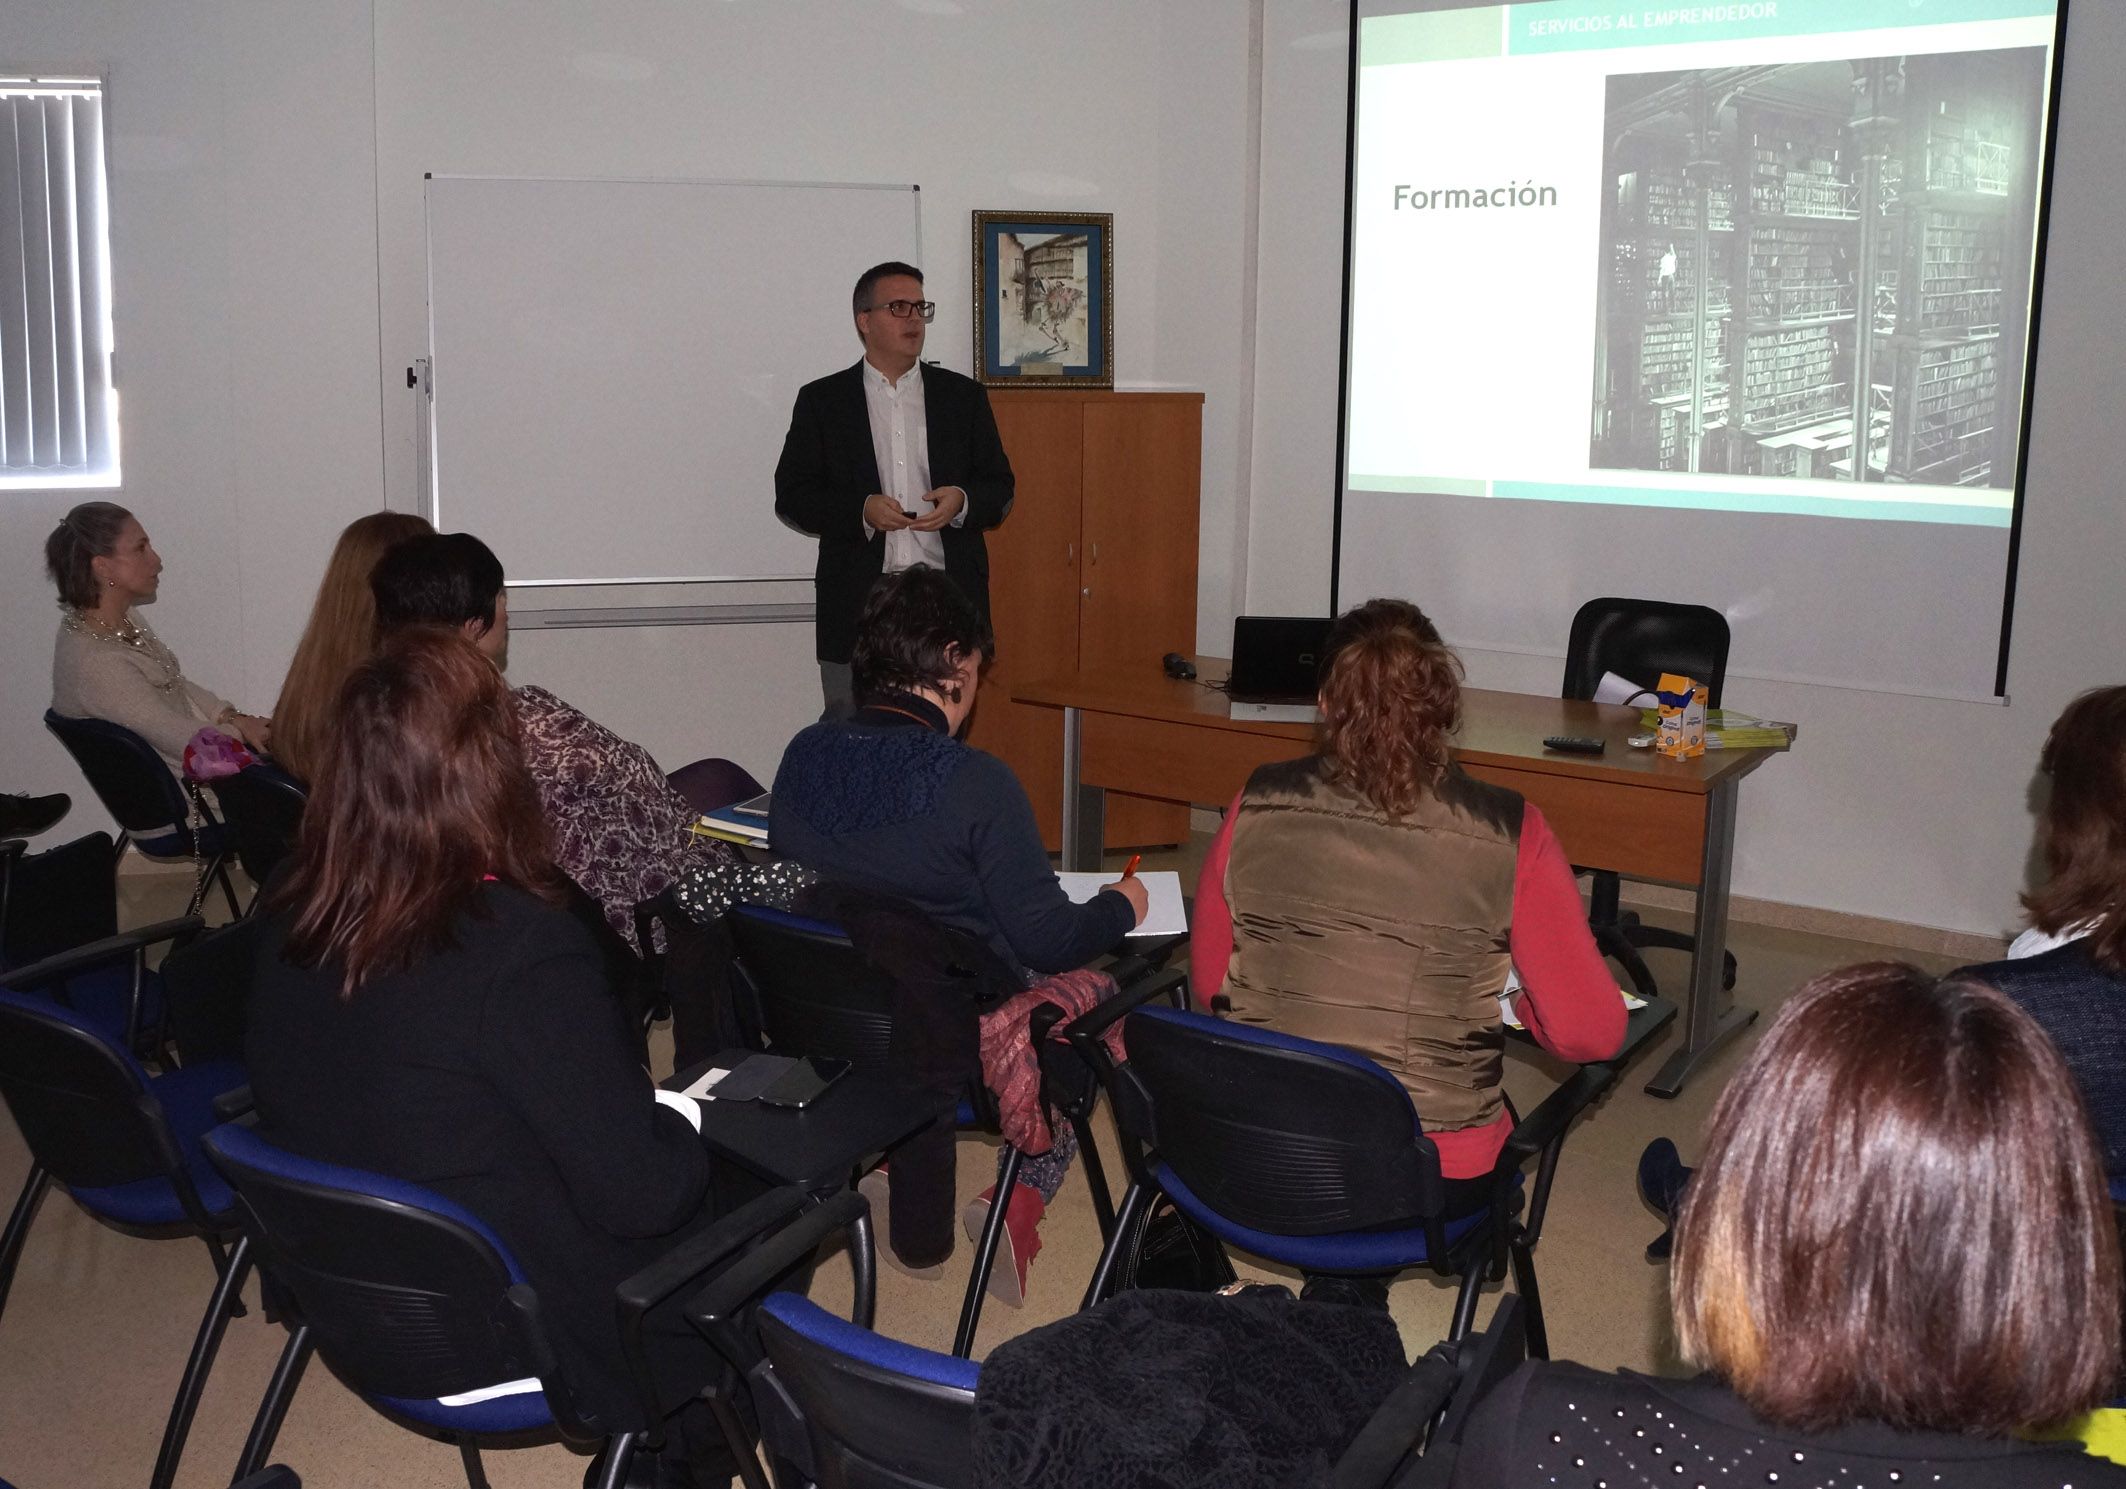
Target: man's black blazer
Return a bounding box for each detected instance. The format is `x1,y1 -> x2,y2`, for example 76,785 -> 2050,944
773,360 -> 1016,664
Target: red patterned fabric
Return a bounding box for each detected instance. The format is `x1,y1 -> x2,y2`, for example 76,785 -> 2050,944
977,967 -> 1122,1155
512,685 -> 734,944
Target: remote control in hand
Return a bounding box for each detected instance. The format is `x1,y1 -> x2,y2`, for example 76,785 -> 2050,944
1543,735 -> 1606,755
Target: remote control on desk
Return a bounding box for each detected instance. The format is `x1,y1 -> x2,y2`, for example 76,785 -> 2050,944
1542,735 -> 1606,755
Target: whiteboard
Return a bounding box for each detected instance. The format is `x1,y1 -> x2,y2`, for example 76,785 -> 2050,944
423,174 -> 922,588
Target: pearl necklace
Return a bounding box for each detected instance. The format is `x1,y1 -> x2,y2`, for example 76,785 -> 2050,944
64,607 -> 182,691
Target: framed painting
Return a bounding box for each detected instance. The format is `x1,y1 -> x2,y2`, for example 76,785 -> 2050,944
972,210 -> 1113,389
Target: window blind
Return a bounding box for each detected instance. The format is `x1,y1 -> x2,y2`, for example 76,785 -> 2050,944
0,78 -> 116,486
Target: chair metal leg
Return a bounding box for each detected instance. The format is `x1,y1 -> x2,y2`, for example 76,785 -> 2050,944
1068,1108 -> 1117,1242
0,1165 -> 51,1323
1080,1181 -> 1154,1312
1509,1239 -> 1550,1360
1600,929 -> 1661,1001
235,1323 -> 314,1480
595,1431 -> 649,1489
714,1395 -> 771,1489
151,1234 -> 253,1489
954,1143 -> 1024,1357
212,854 -> 243,921
456,1439 -> 491,1489
200,1233 -> 248,1317
848,1206 -> 877,1330
1448,1263 -> 1488,1344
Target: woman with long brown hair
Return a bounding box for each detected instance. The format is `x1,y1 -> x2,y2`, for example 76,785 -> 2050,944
1190,599 -> 1623,1272
246,628 -> 744,1483
1959,682 -> 2126,1186
1450,963 -> 2126,1487
268,509 -> 433,783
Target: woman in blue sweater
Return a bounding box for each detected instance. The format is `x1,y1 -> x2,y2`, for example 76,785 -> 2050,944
772,566 -> 1146,1304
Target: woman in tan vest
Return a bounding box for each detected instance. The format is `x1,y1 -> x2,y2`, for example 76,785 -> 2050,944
1191,598 -> 1624,1203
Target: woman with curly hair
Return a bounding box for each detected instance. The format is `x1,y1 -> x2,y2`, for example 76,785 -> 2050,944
1191,599 -> 1624,1212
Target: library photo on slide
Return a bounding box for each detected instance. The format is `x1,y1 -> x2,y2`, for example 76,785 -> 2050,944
1588,48 -> 2049,490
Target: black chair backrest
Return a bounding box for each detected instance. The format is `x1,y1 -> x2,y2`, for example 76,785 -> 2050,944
209,765 -> 307,886
43,710 -> 191,834
1560,598 -> 1730,710
757,1299 -> 977,1489
1118,1008 -> 1440,1236
0,991 -> 182,1191
203,1124 -> 577,1417
0,831 -> 118,967
727,907 -> 898,1069
158,917 -> 261,1065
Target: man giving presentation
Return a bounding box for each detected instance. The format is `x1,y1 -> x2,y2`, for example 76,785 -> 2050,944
774,260 -> 1015,718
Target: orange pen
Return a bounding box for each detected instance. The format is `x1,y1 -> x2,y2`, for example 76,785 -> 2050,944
1122,853 -> 1142,878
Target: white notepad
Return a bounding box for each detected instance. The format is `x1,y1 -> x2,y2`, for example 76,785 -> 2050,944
1056,870 -> 1190,938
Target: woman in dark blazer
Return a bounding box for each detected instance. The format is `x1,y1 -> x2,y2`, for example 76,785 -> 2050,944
246,628 -> 741,1486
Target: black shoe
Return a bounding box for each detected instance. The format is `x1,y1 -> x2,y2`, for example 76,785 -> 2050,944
0,791 -> 69,838
1638,1138 -> 1690,1262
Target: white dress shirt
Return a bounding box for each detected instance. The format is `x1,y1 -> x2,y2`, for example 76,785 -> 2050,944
861,359 -> 964,573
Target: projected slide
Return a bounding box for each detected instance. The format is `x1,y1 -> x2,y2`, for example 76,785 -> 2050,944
1345,1 -> 2062,527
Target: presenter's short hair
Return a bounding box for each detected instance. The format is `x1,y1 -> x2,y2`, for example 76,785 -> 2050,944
850,566 -> 992,706
371,532 -> 505,635
853,260 -> 924,321
1671,961 -> 2121,1436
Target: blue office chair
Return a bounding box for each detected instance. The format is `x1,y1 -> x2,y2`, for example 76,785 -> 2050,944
1071,998 -> 1618,1360
684,1189 -> 1519,1489
43,711 -> 241,919
0,961 -> 250,1489
207,763 -> 307,909
1,832 -> 188,1052
728,903 -> 1121,1357
202,1125 -> 843,1489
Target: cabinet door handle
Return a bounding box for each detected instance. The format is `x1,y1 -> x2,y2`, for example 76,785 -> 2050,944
1066,541 -> 1075,564
1082,586 -> 1091,597
1090,542 -> 1100,565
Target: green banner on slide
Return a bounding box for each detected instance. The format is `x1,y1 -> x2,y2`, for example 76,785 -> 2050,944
1362,0 -> 2053,64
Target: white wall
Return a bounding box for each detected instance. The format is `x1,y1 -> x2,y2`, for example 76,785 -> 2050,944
1249,1 -> 2126,940
3,1 -> 382,813
13,0 -> 2117,941
7,0 -> 1257,810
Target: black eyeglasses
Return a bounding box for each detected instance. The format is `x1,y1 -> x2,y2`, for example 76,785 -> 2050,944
868,299 -> 936,322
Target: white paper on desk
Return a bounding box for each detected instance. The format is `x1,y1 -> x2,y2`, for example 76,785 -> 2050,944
1498,962 -> 1645,1029
653,1087 -> 705,1133
1592,671 -> 1656,707
1056,870 -> 1189,938
679,1066 -> 731,1101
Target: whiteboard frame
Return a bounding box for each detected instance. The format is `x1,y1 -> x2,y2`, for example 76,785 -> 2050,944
418,171 -> 922,595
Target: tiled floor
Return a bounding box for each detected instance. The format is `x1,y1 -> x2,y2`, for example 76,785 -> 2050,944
0,855 -> 1967,1488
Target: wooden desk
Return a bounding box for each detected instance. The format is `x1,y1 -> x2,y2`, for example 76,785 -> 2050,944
1014,659 -> 1781,1098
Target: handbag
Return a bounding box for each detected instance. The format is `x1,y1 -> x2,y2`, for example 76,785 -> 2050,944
1121,1195 -> 1238,1293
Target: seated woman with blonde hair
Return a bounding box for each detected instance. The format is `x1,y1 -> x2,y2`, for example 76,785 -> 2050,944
1191,600 -> 1625,1203
47,502 -> 270,765
268,510 -> 434,784
1449,961 -> 2126,1487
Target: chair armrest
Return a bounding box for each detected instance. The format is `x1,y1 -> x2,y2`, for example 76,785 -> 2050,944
682,1188 -> 869,1344
0,839 -> 24,865
612,1184 -> 830,1434
212,1085 -> 257,1121
1067,967 -> 1186,1045
0,914 -> 206,989
1499,1065 -> 1615,1168
1330,1346 -> 1461,1489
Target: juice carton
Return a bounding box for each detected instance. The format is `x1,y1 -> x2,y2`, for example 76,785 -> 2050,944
1654,673 -> 1707,760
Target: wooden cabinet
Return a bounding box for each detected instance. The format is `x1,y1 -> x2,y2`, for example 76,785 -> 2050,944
971,390 -> 1202,851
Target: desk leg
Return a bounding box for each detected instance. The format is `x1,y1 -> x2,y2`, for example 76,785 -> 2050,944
1059,705 -> 1107,873
1644,777 -> 1758,1098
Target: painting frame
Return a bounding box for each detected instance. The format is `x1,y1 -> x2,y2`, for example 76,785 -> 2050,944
972,210 -> 1114,389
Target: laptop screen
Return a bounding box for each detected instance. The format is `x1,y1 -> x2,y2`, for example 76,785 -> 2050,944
1228,616 -> 1333,701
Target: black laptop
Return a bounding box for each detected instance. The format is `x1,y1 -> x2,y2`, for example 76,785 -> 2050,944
1227,616 -> 1333,704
